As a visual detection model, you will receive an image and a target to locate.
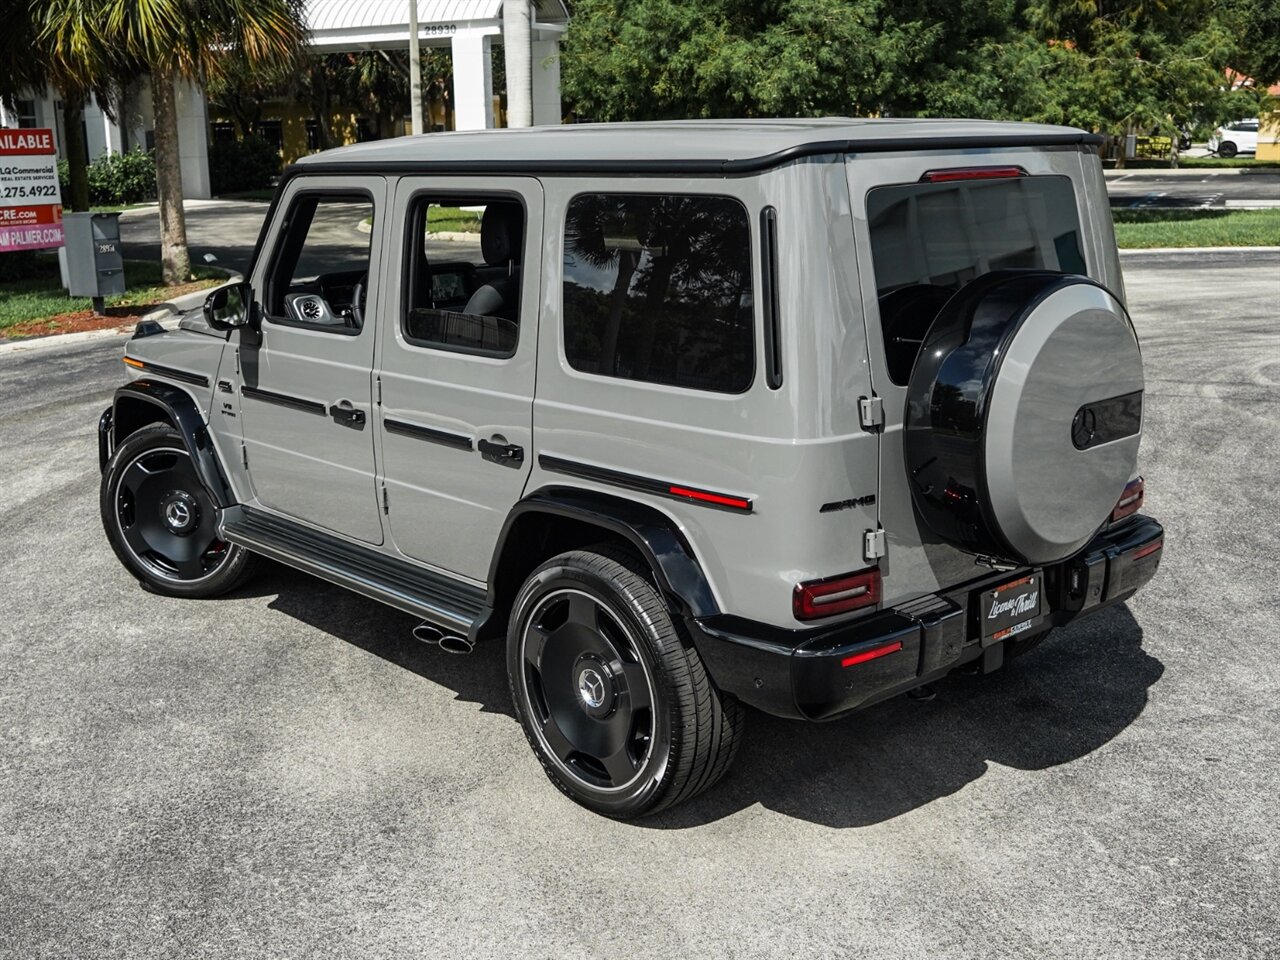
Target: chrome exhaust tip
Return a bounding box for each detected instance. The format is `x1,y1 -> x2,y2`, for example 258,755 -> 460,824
438,634 -> 474,655
412,623 -> 443,645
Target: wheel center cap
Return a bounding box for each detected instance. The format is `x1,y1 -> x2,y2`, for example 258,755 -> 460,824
578,667 -> 606,709
161,491 -> 198,534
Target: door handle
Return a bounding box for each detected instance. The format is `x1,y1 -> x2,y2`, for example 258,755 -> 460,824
478,436 -> 524,466
329,398 -> 366,426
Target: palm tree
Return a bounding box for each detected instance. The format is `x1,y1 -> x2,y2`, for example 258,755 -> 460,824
5,1 -> 114,212
503,0 -> 532,127
44,0 -> 307,284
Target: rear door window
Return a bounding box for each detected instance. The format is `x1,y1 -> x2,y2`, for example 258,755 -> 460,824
562,193 -> 754,394
865,174 -> 1086,384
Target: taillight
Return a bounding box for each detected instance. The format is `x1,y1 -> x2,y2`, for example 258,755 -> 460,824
1111,477 -> 1144,522
921,166 -> 1025,183
793,568 -> 881,621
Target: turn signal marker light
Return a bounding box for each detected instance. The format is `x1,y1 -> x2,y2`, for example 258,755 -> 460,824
841,641 -> 903,669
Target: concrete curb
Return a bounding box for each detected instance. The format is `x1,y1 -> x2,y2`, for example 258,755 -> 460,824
0,279 -> 236,358
431,231 -> 482,243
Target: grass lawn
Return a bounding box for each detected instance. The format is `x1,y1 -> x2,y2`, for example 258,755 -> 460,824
88,202 -> 155,213
1112,208 -> 1280,248
428,206 -> 482,233
1176,157 -> 1280,169
361,206 -> 482,234
0,254 -> 224,335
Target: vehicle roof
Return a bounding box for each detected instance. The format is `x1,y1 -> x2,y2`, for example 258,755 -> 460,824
291,118 -> 1101,175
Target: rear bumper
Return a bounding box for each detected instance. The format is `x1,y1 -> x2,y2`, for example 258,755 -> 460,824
689,515 -> 1164,721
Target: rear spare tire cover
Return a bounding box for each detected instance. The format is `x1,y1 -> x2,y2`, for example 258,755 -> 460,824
904,271 -> 1143,566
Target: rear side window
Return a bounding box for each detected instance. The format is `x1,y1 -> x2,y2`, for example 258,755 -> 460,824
866,174 -> 1086,384
562,193 -> 754,394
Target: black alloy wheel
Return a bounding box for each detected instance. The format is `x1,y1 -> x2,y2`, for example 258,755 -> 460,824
519,587 -> 659,793
508,546 -> 742,818
101,423 -> 255,597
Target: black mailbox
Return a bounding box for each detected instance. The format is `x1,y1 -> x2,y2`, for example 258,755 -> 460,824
63,212 -> 126,304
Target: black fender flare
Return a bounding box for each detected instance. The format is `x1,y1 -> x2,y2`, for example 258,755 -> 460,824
108,379 -> 234,508
476,486 -> 721,640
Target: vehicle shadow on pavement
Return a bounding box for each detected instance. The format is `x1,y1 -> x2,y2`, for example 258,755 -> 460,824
254,565 -> 1161,830
649,603 -> 1162,830
254,561 -> 518,719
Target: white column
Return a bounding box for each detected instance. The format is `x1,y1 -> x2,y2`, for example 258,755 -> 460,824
531,38 -> 561,126
174,79 -> 211,199
85,93 -> 123,157
451,29 -> 494,131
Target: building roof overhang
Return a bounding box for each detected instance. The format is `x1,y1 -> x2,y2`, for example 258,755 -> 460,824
305,0 -> 568,50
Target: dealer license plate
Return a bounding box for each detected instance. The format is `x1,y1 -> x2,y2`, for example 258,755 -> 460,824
980,573 -> 1044,642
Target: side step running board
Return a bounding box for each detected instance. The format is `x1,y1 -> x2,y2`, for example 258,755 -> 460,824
220,507 -> 487,636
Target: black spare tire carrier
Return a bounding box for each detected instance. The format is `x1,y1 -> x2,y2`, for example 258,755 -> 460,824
904,270 -> 1144,567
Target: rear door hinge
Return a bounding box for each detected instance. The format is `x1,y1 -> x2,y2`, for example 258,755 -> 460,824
375,375 -> 382,405
241,444 -> 249,469
382,484 -> 389,515
863,527 -> 887,561
859,395 -> 884,432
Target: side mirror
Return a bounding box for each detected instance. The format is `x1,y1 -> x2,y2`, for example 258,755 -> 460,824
204,281 -> 252,331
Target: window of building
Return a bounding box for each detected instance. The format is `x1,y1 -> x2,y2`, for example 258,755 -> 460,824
402,196 -> 525,357
258,120 -> 284,153
356,118 -> 376,143
16,99 -> 38,128
265,193 -> 375,333
210,122 -> 236,144
305,119 -> 321,151
562,193 -> 755,394
865,174 -> 1086,385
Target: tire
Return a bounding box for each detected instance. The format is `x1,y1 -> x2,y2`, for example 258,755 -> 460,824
507,545 -> 743,818
101,423 -> 256,598
904,271 -> 1144,566
1218,141 -> 1238,159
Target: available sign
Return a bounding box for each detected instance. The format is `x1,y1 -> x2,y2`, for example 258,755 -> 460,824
0,128 -> 64,253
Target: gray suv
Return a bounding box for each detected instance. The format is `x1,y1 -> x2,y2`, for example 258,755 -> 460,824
98,119 -> 1164,818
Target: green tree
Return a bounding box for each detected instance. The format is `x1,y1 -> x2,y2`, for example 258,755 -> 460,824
559,0 -> 1077,122
561,0 -> 903,119
1025,0 -> 1259,162
1218,0 -> 1280,86
3,2 -> 118,212
42,0 -> 308,284
205,51 -> 295,139
561,0 -> 1259,154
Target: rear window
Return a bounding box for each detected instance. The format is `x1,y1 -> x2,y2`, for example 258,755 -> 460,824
562,193 -> 754,394
866,175 -> 1086,385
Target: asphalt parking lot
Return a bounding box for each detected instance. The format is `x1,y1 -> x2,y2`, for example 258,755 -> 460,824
1105,170 -> 1280,208
1,252 -> 1277,959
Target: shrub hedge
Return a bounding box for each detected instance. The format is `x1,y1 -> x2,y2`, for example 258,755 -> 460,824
57,148 -> 158,206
